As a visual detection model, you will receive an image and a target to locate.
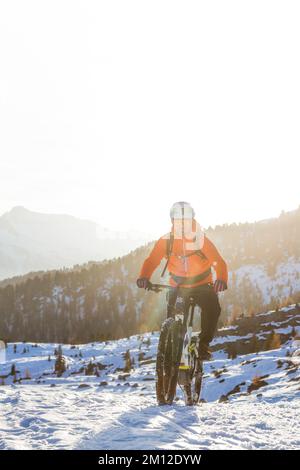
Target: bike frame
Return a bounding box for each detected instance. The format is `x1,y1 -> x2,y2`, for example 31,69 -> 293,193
149,282 -> 200,368
179,297 -> 196,369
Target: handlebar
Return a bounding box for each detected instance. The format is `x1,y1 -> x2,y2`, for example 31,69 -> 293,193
147,282 -> 215,293
147,282 -> 171,293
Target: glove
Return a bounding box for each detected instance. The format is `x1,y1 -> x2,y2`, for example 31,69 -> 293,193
136,278 -> 151,289
214,279 -> 227,293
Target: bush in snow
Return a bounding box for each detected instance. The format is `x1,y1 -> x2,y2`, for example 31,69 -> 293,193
247,375 -> 269,393
85,361 -> 99,376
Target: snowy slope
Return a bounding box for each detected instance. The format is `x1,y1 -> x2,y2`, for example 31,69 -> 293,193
231,259 -> 300,305
0,313 -> 300,450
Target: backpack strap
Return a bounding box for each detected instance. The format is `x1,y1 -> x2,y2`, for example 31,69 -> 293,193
161,233 -> 207,277
182,249 -> 207,260
161,232 -> 174,277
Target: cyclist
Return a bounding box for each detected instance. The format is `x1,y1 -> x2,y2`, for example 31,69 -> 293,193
136,201 -> 228,360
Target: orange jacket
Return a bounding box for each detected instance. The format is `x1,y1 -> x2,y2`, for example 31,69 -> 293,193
139,225 -> 228,288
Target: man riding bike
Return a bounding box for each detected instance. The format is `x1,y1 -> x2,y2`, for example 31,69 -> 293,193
136,201 -> 228,360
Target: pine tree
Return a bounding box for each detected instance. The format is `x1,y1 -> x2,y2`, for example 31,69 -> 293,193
124,350 -> 133,372
250,334 -> 259,353
271,333 -> 281,349
54,347 -> 66,377
268,331 -> 281,350
227,343 -> 237,359
85,361 -> 95,376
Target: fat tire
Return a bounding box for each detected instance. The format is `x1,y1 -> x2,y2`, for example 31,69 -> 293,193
156,318 -> 185,405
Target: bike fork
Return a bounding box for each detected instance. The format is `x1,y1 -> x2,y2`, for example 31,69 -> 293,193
178,301 -> 195,386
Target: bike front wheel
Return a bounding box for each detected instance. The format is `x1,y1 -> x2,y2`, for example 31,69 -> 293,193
184,336 -> 203,405
156,317 -> 184,405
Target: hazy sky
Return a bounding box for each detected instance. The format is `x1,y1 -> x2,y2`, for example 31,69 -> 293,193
0,1 -> 299,235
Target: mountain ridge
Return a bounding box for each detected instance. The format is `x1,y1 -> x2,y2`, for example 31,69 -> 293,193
0,206 -> 152,280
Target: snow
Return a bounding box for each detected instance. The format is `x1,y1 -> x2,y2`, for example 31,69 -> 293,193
212,333 -> 253,346
233,260 -> 300,305
0,330 -> 300,450
81,399 -> 300,450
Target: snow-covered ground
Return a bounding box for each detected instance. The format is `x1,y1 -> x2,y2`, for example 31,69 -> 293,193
0,327 -> 300,450
1,385 -> 299,450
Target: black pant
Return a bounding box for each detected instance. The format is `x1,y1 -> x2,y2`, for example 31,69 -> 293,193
166,285 -> 221,346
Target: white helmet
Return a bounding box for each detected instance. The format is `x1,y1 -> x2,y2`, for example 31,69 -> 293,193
170,201 -> 195,220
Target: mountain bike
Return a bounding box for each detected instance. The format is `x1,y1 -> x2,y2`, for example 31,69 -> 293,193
149,282 -> 213,406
